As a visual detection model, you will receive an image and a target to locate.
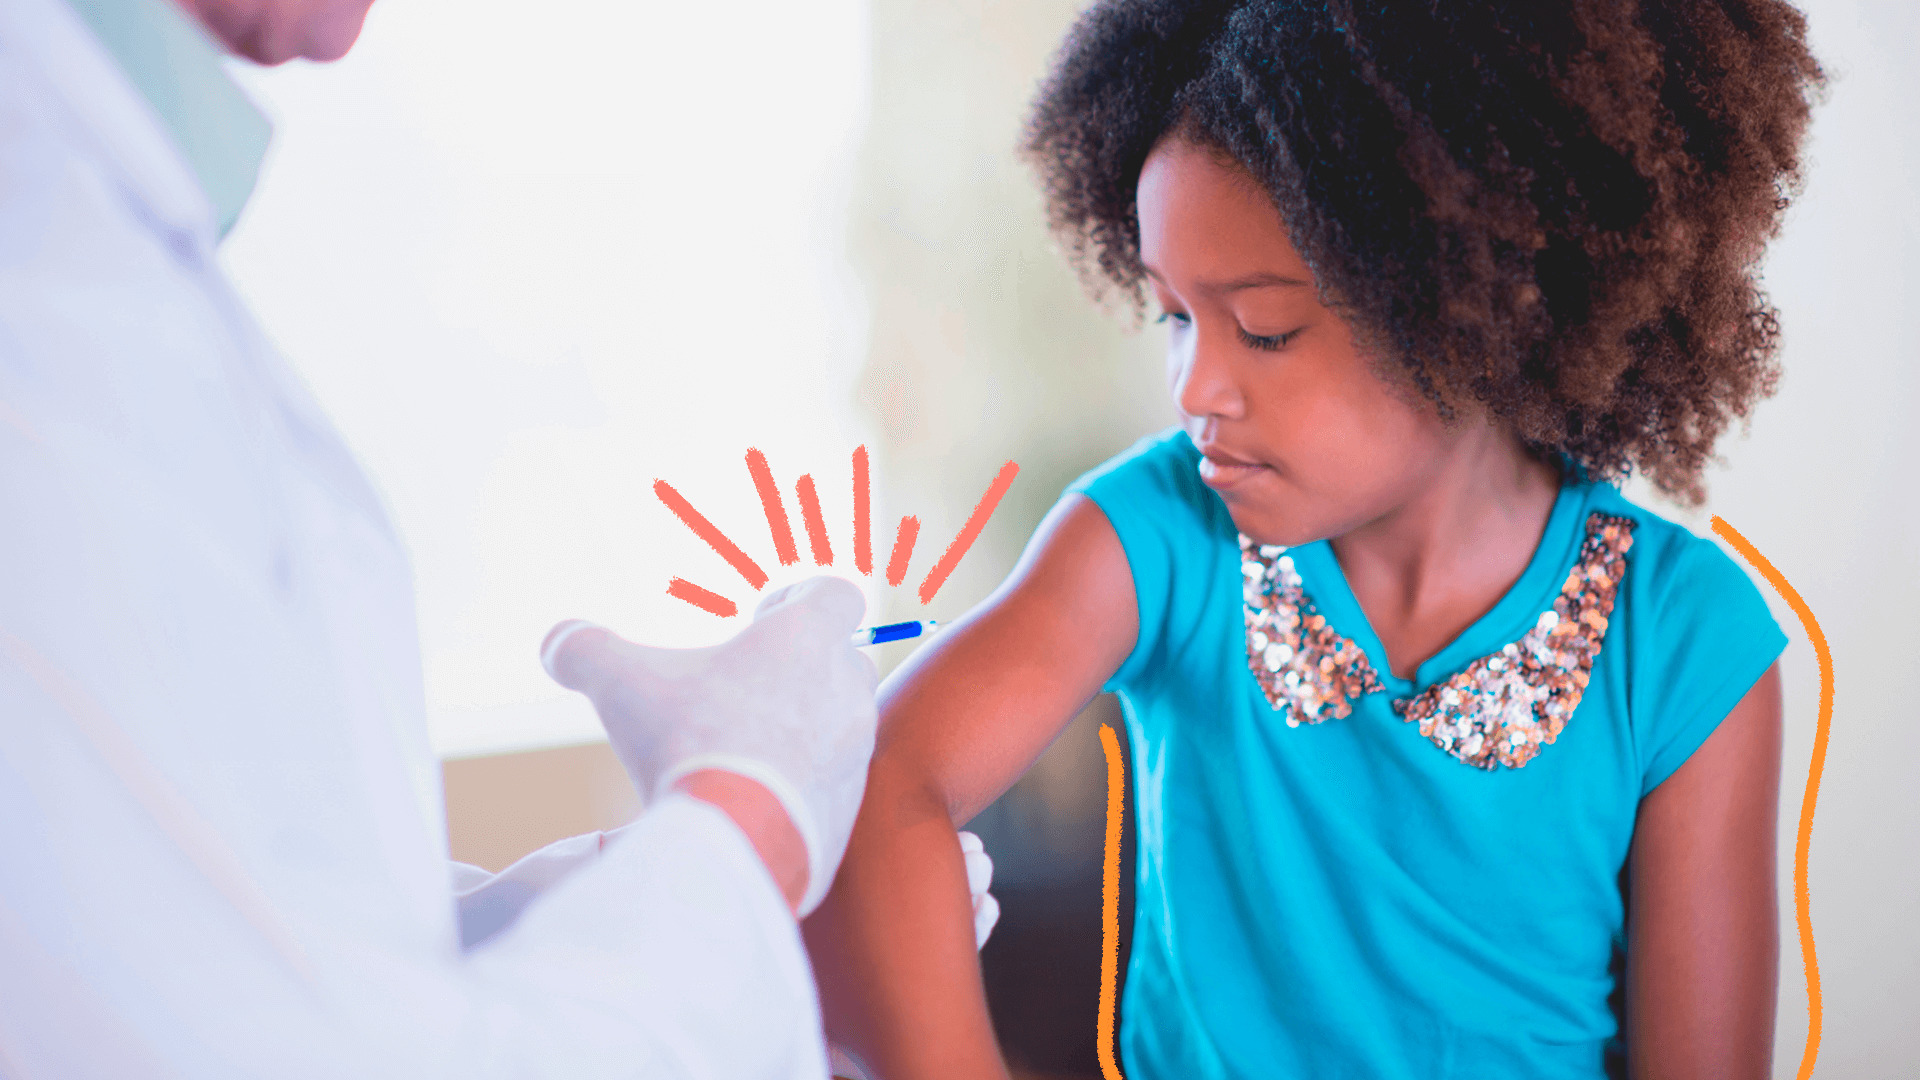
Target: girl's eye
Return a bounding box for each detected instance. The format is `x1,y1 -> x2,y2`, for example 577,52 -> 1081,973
1155,311 -> 1192,328
1238,326 -> 1303,352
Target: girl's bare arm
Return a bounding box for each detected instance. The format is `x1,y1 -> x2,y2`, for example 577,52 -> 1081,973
802,494 -> 1137,1079
1627,663 -> 1783,1079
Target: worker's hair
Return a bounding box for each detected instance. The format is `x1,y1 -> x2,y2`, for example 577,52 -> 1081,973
1023,0 -> 1824,504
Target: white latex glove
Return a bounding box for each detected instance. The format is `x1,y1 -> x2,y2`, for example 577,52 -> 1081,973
541,576 -> 879,915
828,829 -> 999,1080
958,829 -> 1000,950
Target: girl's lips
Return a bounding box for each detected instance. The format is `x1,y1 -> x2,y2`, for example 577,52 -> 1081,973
1196,450 -> 1268,490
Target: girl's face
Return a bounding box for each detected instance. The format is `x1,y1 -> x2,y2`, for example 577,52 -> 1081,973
1137,134 -> 1466,547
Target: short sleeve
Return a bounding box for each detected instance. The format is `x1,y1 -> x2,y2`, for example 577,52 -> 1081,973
1067,433 -> 1179,690
1631,533 -> 1789,794
1065,429 -> 1231,693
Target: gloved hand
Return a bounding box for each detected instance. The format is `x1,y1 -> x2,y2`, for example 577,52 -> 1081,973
958,830 -> 1000,950
541,576 -> 880,915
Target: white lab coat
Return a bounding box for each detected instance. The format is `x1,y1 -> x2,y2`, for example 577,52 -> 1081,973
0,0 -> 828,1075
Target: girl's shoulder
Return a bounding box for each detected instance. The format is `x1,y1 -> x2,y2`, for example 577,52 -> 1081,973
1064,435 -> 1788,771
1572,483 -> 1789,791
1065,429 -> 1232,689
1066,430 -> 1783,649
1578,483 -> 1778,637
1066,426 -> 1223,541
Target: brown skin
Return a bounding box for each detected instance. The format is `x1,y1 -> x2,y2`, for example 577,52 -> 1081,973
805,134 -> 1781,1076
674,770 -> 809,914
804,498 -> 1135,1079
1628,664 -> 1782,1080
1139,137 -> 1564,679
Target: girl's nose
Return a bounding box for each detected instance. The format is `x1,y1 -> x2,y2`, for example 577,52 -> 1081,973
1171,323 -> 1246,422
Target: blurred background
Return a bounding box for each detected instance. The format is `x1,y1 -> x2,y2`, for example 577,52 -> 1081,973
222,0 -> 1916,1076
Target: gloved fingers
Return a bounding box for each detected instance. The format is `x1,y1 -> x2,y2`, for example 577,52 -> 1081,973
751,575 -> 867,634
958,830 -> 993,898
752,580 -> 803,617
959,830 -> 998,949
662,755 -> 824,896
851,645 -> 881,695
741,577 -> 877,698
752,580 -> 798,614
973,890 -> 1001,951
540,620 -> 620,694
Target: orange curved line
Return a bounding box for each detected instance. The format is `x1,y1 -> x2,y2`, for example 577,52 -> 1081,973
1092,523 -> 1828,1079
1711,515 -> 1830,1080
1097,723 -> 1128,1080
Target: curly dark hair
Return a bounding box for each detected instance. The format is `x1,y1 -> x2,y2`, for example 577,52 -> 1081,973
1023,0 -> 1824,503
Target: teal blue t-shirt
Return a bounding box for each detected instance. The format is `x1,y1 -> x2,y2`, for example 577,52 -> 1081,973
1068,429 -> 1787,1080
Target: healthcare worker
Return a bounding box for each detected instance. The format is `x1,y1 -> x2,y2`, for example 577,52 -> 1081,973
0,0 -> 996,1075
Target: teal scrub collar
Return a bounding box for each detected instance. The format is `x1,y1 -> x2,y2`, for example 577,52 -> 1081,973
63,0 -> 272,239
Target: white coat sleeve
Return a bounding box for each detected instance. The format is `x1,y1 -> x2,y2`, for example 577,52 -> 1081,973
456,796 -> 825,1075
453,830 -> 610,949
0,631 -> 828,1080
0,419 -> 830,1078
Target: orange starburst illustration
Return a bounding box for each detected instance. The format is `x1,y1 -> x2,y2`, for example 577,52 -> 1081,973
656,447 -> 1020,617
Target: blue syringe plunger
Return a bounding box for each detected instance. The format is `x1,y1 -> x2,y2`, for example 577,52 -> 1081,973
851,619 -> 938,647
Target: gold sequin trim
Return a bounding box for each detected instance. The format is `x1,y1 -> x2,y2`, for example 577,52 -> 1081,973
1240,537 -> 1383,726
1241,512 -> 1637,770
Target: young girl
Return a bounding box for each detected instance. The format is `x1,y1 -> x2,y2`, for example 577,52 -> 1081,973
805,2 -> 1822,1077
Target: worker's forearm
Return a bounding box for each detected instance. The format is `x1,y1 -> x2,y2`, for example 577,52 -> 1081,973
803,768 -> 1010,1080
455,793 -> 824,1074
675,768 -> 809,913
457,769 -> 809,953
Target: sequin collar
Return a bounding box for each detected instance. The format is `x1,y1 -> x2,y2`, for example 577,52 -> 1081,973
1240,512 -> 1636,770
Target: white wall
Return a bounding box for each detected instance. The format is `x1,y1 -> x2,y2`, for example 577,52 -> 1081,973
1623,1 -> 1917,1072
222,0 -> 876,758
